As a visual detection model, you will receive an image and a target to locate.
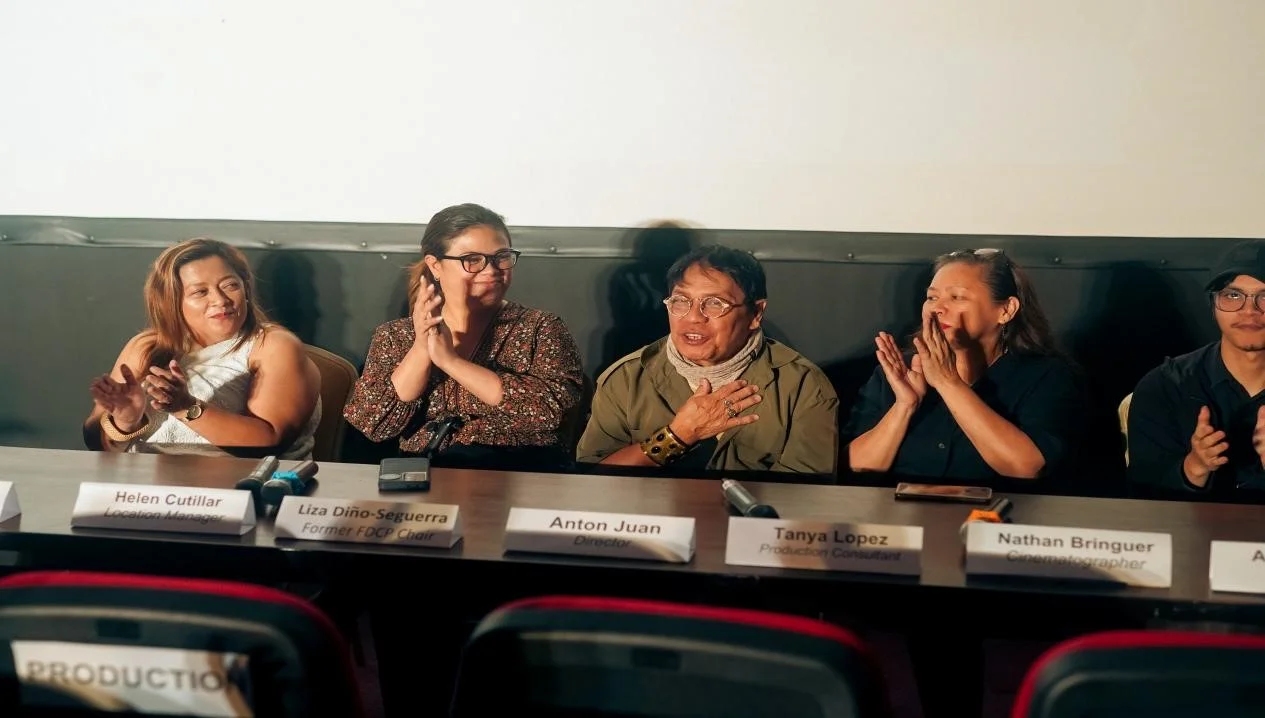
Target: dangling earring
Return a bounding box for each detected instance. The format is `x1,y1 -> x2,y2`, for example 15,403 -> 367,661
1000,322 -> 1010,351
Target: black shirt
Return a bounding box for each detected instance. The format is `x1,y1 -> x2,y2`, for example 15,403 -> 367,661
1127,341 -> 1265,498
844,352 -> 1086,482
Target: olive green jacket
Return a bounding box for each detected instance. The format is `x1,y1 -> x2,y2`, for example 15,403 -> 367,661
576,338 -> 839,475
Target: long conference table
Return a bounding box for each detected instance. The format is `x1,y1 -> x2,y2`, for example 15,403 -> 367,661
2,445 -> 1265,625
3,445 -> 1265,715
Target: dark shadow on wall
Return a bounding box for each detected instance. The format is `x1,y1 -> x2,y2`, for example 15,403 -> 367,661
253,251 -> 359,366
825,262 -> 933,486
387,264 -> 413,324
591,221 -> 701,376
255,250 -> 385,464
339,261 -> 415,467
1065,262 -> 1213,496
589,222 -> 792,378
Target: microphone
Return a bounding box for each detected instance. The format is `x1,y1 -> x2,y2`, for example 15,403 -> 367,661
261,460 -> 319,507
420,415 -> 464,458
235,456 -> 279,496
722,479 -> 779,519
959,497 -> 1014,539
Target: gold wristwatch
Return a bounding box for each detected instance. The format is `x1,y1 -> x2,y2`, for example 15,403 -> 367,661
184,399 -> 205,421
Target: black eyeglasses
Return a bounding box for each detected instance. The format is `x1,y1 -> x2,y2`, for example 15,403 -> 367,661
438,249 -> 521,273
1212,289 -> 1265,313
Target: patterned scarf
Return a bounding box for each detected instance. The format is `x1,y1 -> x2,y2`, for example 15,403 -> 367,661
665,330 -> 764,392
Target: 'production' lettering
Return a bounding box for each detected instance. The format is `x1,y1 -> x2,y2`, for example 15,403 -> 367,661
20,660 -> 228,694
758,543 -> 902,561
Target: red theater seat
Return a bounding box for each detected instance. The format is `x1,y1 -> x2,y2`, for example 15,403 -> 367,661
452,595 -> 892,718
1013,629 -> 1265,718
0,571 -> 364,717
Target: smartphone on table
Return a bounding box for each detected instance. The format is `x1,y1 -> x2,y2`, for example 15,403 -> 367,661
894,482 -> 993,504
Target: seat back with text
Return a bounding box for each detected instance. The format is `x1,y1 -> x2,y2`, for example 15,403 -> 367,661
452,595 -> 891,718
1013,630 -> 1265,718
0,571 -> 363,717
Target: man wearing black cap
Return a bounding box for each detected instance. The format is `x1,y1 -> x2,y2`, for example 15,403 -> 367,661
1128,240 -> 1265,498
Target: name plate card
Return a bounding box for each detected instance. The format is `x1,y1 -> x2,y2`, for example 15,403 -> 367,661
1209,541 -> 1265,594
11,640 -> 251,717
504,508 -> 695,563
725,517 -> 922,575
71,483 -> 255,536
0,481 -> 20,522
273,496 -> 461,548
965,523 -> 1172,588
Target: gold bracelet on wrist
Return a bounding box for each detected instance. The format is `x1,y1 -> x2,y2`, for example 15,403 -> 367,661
100,413 -> 150,443
640,424 -> 693,466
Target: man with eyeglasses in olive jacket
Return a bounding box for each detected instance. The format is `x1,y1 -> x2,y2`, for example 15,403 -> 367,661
577,245 -> 838,478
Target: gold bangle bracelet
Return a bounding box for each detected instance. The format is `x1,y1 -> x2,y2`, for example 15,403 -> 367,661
100,413 -> 149,443
640,424 -> 693,466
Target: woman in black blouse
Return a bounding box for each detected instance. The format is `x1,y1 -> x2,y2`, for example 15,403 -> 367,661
846,249 -> 1085,482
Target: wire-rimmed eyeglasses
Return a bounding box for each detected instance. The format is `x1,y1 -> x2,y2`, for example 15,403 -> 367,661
1211,289 -> 1265,313
663,295 -> 740,319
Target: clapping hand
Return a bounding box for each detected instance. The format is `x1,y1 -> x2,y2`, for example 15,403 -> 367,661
912,314 -> 965,390
143,361 -> 196,414
874,331 -> 927,407
89,365 -> 147,430
426,317 -> 459,371
411,279 -> 445,343
1184,406 -> 1229,486
1251,405 -> 1265,469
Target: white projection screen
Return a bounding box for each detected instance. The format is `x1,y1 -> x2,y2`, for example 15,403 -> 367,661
0,0 -> 1262,236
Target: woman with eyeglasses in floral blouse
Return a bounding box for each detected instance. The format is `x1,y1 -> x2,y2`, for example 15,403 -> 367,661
343,203 -> 585,471
846,248 -> 1087,482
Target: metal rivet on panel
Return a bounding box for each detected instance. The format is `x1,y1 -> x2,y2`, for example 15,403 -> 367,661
1053,256 -> 1062,264
360,241 -> 368,248
1159,259 -> 1168,265
548,246 -> 558,253
846,252 -> 855,260
267,240 -> 277,246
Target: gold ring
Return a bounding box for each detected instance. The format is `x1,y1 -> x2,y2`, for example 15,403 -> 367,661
724,399 -> 737,419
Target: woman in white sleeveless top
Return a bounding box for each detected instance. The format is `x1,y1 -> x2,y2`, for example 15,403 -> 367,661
84,238 -> 322,460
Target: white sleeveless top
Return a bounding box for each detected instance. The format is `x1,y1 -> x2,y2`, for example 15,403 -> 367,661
127,333 -> 321,459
